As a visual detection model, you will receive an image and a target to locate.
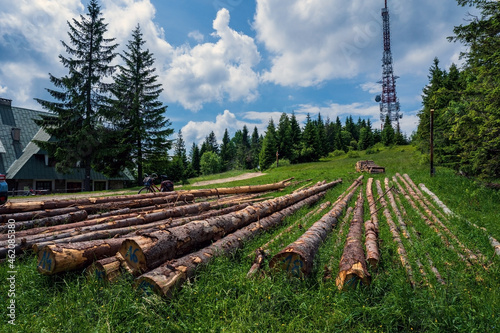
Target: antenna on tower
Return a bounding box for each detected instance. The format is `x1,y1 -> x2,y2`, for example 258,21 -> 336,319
376,0 -> 402,128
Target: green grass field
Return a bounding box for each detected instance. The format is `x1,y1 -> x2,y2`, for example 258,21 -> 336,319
1,146 -> 499,332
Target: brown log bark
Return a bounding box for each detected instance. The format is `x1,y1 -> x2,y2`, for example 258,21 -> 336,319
269,178 -> 361,278
30,203 -> 251,254
396,173 -> 485,266
392,176 -> 469,265
246,200 -> 331,277
403,174 -> 447,220
37,238 -> 124,275
0,210 -> 88,233
419,183 -> 500,259
392,181 -> 446,285
86,252 -> 131,283
12,202 -> 212,246
0,191 -> 194,214
121,179 -> 342,275
255,200 -> 331,254
376,179 -> 415,287
0,206 -> 83,224
365,178 -> 380,268
134,190 -> 325,297
336,191 -> 371,289
324,206 -> 355,280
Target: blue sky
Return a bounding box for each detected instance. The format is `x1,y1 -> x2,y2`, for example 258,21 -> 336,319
0,0 -> 475,146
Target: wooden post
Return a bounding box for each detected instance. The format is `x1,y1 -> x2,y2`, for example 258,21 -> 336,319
276,151 -> 279,168
430,108 -> 435,177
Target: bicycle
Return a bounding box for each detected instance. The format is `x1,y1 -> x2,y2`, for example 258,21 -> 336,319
138,173 -> 174,194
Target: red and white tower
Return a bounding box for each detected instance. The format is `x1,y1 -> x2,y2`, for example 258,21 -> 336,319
378,0 -> 402,127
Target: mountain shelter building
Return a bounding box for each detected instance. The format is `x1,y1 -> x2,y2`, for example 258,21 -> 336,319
0,98 -> 134,195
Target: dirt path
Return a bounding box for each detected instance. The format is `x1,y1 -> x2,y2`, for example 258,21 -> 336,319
7,172 -> 266,202
190,172 -> 265,187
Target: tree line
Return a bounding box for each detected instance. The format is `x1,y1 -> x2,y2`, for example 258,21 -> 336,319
33,0 -> 411,189
168,112 -> 409,182
35,0 -> 173,190
414,0 -> 500,179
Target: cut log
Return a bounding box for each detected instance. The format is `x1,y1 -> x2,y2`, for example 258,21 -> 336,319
324,206 -> 355,280
396,173 -> 486,266
355,160 -> 385,174
255,201 -> 331,255
419,183 -> 500,258
376,179 -> 415,287
30,203 -> 251,252
0,206 -> 83,224
269,177 -> 362,278
365,178 -> 380,268
336,191 -> 371,289
134,189 -> 324,297
37,238 -> 124,275
392,176 -> 469,265
120,179 -> 342,274
418,184 -> 453,216
246,200 -> 331,278
0,191 -> 193,214
87,256 -> 122,282
0,210 -> 88,233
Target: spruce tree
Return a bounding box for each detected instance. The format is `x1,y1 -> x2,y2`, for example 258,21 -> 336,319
381,115 -> 395,146
107,24 -> 173,185
277,113 -> 292,161
220,129 -> 234,171
259,119 -> 277,170
35,0 -> 118,191
250,126 -> 261,169
189,143 -> 201,176
289,112 -> 302,163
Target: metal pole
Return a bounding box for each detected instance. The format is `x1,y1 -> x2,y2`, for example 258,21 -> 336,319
430,109 -> 435,177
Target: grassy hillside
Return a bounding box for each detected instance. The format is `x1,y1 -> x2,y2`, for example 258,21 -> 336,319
1,146 -> 499,332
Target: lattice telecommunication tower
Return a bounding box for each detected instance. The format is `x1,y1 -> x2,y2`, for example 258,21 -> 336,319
376,0 -> 402,128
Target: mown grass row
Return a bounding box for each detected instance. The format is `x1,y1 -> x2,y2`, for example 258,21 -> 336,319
1,146 -> 498,332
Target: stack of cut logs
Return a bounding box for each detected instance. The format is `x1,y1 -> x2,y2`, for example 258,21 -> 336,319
355,160 -> 385,174
1,173 -> 497,298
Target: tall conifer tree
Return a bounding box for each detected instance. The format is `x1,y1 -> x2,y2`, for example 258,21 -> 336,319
107,24 -> 173,185
35,0 -> 118,191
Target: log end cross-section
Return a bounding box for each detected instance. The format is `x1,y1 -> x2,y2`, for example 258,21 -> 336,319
269,248 -> 308,278
119,236 -> 156,275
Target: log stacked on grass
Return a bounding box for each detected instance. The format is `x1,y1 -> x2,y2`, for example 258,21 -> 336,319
376,180 -> 415,287
419,183 -> 500,258
355,160 -> 385,174
246,200 -> 332,278
31,203 -> 254,274
365,178 -> 380,268
37,238 -> 124,275
120,179 -> 342,275
269,177 -> 362,278
135,190 -> 326,297
396,173 -> 486,266
336,191 -> 371,289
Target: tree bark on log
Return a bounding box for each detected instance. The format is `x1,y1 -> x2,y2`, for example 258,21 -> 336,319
365,178 -> 380,268
12,201 -> 212,242
0,192 -> 194,214
6,203 -> 251,260
134,190 -> 324,297
269,177 -> 361,278
0,206 -> 83,224
0,210 -> 88,233
336,191 -> 371,289
324,206 -> 355,280
376,180 -> 416,287
392,180 -> 446,285
246,200 -> 331,278
37,238 -> 124,275
121,179 -> 342,275
403,174 -> 447,220
392,176 -> 469,265
396,173 -> 485,266
419,183 -> 500,258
